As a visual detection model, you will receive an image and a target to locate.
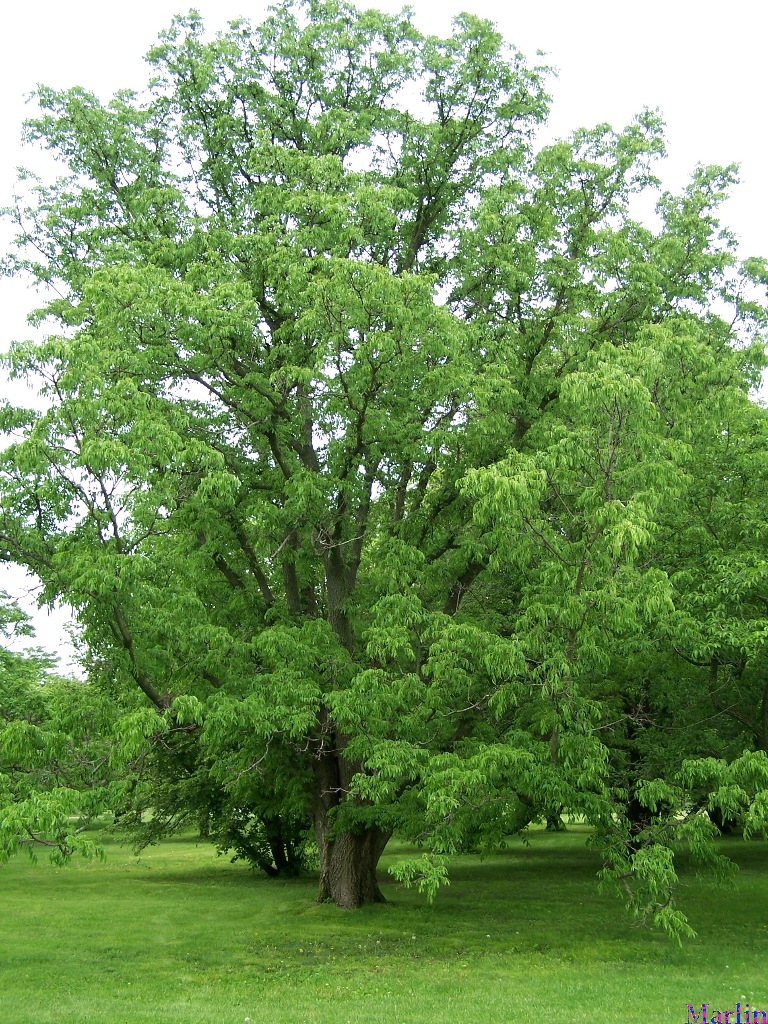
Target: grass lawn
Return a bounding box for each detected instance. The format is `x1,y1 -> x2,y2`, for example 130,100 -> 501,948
0,825 -> 766,1024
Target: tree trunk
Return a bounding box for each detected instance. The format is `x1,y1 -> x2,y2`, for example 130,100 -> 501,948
707,805 -> 739,836
264,814 -> 303,877
311,730 -> 390,908
545,812 -> 567,832
314,822 -> 390,908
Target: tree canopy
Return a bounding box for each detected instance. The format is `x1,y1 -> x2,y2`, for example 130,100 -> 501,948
2,0 -> 768,934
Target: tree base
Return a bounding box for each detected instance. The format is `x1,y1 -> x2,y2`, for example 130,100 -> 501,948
315,827 -> 390,909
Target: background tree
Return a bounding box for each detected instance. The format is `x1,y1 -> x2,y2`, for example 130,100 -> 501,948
1,0 -> 767,931
0,596 -> 121,863
116,708 -> 316,877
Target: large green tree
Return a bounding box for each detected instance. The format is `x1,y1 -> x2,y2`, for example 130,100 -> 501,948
2,0 -> 767,929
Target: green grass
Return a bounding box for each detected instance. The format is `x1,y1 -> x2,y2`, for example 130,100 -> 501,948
0,826 -> 766,1023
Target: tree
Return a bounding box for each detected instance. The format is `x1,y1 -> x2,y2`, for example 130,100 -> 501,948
114,699 -> 316,878
0,596 -> 121,863
1,0 -> 767,929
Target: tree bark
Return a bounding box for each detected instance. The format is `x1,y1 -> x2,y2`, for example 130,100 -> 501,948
314,820 -> 390,908
311,726 -> 390,908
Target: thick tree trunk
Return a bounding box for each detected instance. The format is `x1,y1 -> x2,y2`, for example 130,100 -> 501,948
311,720 -> 390,908
314,822 -> 390,908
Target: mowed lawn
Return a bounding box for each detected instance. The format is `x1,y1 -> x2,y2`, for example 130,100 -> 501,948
0,826 -> 766,1024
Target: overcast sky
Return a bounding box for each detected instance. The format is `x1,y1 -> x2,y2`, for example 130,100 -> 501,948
1,0 -> 766,668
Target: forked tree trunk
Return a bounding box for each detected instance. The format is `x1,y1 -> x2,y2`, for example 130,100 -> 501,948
315,822 -> 390,908
263,814 -> 303,877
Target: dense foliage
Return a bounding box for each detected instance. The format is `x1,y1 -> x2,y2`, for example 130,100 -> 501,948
0,596 -> 120,863
2,0 -> 768,933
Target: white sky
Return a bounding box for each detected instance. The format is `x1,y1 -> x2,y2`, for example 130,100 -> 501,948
1,0 -> 766,668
